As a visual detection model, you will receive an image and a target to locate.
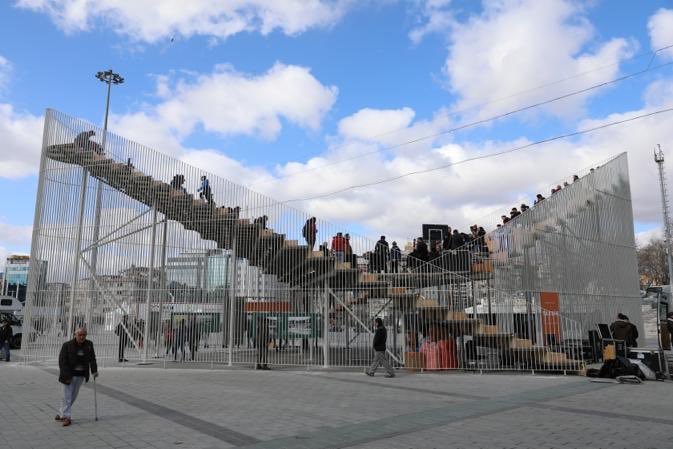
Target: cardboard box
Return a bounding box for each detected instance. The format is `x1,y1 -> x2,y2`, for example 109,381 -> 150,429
336,262 -> 351,269
284,239 -> 298,247
543,351 -> 567,364
445,311 -> 468,321
405,352 -> 424,370
509,338 -> 533,349
309,251 -> 324,258
478,324 -> 499,335
603,344 -> 616,361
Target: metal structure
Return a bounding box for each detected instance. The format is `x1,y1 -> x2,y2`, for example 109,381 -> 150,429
23,109 -> 641,373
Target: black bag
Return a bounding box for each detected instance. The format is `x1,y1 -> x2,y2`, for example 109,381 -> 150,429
598,356 -> 644,380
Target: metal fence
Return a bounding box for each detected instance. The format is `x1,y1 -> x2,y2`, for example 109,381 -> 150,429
22,109 -> 640,373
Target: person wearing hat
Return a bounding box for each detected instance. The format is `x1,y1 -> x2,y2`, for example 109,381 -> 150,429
0,319 -> 13,362
609,313 -> 639,347
390,241 -> 402,273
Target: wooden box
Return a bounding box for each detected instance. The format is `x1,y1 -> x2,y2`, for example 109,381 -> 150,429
509,338 -> 533,349
446,311 -> 468,321
360,273 -> 379,283
336,262 -> 351,269
543,351 -> 567,364
471,261 -> 493,273
416,296 -> 439,308
405,352 -> 424,370
478,324 -> 499,335
388,287 -> 407,296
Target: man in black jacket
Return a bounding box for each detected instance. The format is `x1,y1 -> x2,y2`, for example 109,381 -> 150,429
0,319 -> 13,362
56,327 -> 98,427
365,318 -> 395,378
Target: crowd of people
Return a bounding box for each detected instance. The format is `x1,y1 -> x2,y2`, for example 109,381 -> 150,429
497,172 -> 589,226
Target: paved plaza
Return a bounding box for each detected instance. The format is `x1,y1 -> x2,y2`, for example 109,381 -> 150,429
1,359 -> 672,449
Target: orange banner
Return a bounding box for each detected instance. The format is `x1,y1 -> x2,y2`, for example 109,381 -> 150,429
540,292 -> 560,345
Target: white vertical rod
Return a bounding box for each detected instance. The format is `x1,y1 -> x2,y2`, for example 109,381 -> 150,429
154,218 -> 168,357
143,206 -> 158,362
323,280 -> 329,368
67,170 -> 89,337
228,234 -> 238,366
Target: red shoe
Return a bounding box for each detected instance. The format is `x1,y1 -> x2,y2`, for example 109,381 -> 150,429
62,417 -> 71,427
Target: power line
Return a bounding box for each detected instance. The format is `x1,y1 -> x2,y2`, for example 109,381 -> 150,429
246,44 -> 673,188
278,105 -> 673,203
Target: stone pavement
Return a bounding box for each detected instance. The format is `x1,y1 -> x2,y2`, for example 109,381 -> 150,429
1,360 -> 672,449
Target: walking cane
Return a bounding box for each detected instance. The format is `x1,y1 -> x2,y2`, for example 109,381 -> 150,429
93,375 -> 98,421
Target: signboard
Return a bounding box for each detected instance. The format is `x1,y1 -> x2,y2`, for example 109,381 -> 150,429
540,292 -> 560,345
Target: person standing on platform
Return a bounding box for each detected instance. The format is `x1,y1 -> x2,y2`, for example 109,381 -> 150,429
390,241 -> 401,273
197,175 -> 212,204
366,318 -> 395,378
302,217 -> 318,250
55,327 -> 98,427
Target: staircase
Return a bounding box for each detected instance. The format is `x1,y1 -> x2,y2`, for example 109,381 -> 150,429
37,110 -> 590,373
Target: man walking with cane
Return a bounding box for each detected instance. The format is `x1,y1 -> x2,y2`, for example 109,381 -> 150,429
365,318 -> 395,378
55,327 -> 98,427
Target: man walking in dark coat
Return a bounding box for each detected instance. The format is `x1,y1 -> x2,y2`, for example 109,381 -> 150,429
115,315 -> 129,362
366,318 -> 395,377
0,319 -> 13,362
56,327 -> 98,427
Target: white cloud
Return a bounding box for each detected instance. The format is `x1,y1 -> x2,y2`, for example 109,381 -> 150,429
0,55 -> 11,94
408,0 -> 453,45
112,63 -> 337,146
636,228 -> 662,247
648,8 -> 673,60
0,222 -> 33,271
441,0 -> 635,120
15,0 -> 353,43
0,221 -> 33,247
337,107 -> 415,143
0,104 -> 44,178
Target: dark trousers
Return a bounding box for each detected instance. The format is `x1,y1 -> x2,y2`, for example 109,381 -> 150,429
118,336 -> 126,361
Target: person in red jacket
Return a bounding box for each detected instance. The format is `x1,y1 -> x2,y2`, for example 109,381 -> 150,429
331,232 -> 347,263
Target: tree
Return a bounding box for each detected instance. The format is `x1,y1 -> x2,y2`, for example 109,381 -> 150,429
637,238 -> 669,287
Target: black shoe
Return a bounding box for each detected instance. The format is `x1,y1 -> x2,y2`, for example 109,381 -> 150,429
256,364 -> 262,370
385,374 -> 395,378
262,365 -> 271,370
365,372 -> 374,377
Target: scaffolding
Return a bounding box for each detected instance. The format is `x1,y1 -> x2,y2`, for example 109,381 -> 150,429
22,109 -> 640,373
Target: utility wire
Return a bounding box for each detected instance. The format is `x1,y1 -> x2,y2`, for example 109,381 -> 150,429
278,105 -> 673,203
247,43 -> 673,188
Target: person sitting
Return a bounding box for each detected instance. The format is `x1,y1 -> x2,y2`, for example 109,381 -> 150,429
170,174 -> 186,193
520,203 -> 529,212
510,207 -> 521,219
501,215 -> 510,224
254,215 -> 268,229
572,174 -> 579,182
534,193 -> 545,204
609,313 -> 639,347
73,130 -> 104,155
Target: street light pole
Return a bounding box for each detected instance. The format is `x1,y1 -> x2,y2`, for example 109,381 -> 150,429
86,70 -> 124,329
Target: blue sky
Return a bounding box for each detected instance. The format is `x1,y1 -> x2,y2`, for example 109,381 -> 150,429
2,0 -> 673,266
